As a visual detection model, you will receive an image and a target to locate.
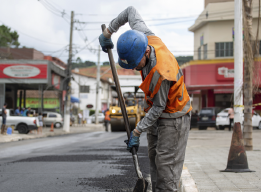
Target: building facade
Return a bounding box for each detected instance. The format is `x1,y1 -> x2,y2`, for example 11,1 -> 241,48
184,0 -> 261,113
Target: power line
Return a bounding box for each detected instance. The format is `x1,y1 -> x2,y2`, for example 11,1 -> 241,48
38,0 -> 70,24
74,6 -> 261,27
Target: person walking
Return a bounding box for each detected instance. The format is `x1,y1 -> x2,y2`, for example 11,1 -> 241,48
104,109 -> 111,132
38,112 -> 43,134
1,103 -> 7,134
78,112 -> 82,125
228,108 -> 234,131
99,6 -> 192,192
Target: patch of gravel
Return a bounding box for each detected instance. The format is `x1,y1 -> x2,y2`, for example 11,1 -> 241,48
78,146 -> 150,192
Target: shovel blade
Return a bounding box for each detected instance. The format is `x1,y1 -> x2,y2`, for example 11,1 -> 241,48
133,178 -> 148,192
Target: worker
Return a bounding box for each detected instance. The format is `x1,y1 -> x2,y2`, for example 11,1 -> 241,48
99,6 -> 192,192
104,109 -> 111,132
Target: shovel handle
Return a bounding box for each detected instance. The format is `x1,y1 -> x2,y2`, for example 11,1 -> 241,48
101,24 -> 137,153
101,24 -> 144,179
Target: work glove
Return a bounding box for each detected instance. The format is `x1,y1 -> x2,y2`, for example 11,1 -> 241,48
124,131 -> 140,153
99,28 -> 114,53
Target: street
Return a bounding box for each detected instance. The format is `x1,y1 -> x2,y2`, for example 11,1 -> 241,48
1,128 -> 261,192
0,131 -> 151,192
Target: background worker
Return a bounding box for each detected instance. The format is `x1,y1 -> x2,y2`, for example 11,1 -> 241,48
1,103 -> 7,134
99,6 -> 192,192
104,109 -> 110,132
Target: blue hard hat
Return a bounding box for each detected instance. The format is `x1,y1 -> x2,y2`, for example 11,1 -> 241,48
117,30 -> 148,69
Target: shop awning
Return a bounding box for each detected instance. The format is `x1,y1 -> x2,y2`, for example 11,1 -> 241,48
71,96 -> 80,103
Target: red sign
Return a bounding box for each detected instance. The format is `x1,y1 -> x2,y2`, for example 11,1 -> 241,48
52,73 -> 60,89
86,104 -> 93,109
0,64 -> 47,79
216,64 -> 234,81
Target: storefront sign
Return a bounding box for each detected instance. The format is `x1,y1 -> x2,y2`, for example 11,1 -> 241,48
0,64 -> 47,79
216,65 -> 234,81
17,98 -> 59,109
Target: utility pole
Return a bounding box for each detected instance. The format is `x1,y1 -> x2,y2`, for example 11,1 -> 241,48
78,77 -> 81,124
243,0 -> 255,151
234,0 -> 244,128
63,11 -> 74,132
95,45 -> 101,124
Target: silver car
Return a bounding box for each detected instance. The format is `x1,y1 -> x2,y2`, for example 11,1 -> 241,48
90,113 -> 105,123
43,112 -> 63,128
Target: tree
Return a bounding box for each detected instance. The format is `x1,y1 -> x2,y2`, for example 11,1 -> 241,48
0,25 -> 20,47
242,0 -> 260,151
76,57 -> 82,64
103,61 -> 110,66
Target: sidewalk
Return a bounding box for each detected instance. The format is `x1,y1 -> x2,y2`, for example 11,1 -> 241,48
185,128 -> 261,192
0,123 -> 105,143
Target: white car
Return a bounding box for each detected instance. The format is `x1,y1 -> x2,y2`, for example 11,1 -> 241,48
0,109 -> 39,134
42,112 -> 63,128
90,113 -> 105,123
216,108 -> 261,130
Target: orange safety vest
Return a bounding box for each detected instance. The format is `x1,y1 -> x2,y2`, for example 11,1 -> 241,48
139,36 -> 192,118
105,111 -> 111,121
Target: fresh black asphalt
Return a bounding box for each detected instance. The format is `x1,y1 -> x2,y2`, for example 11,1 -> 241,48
0,131 -> 151,192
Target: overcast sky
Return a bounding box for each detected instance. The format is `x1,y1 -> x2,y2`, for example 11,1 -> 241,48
0,0 -> 204,64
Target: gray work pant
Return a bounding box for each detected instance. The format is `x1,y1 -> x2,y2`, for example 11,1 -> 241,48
147,113 -> 191,192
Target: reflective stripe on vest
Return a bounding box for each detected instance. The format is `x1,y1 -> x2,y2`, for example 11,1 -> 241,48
179,83 -> 184,101
160,99 -> 191,118
148,68 -> 184,95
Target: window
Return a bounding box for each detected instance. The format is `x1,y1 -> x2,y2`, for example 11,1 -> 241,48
203,44 -> 207,59
198,47 -> 201,60
215,42 -> 233,57
49,114 -> 57,118
80,85 -> 90,93
200,109 -> 213,115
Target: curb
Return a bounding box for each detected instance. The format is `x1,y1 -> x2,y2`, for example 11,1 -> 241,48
179,166 -> 198,192
0,125 -> 104,143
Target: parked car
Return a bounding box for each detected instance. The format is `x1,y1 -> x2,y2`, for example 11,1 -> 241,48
90,113 -> 105,123
197,107 -> 222,130
216,108 -> 261,130
190,112 -> 199,128
0,109 -> 39,134
42,112 -> 63,128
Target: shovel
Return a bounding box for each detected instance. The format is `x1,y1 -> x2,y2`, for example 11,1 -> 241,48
101,24 -> 148,192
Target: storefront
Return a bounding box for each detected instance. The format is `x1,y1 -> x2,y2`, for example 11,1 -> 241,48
0,59 -> 66,113
181,58 -> 261,113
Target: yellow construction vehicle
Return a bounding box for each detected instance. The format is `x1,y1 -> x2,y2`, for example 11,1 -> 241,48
109,86 -> 144,132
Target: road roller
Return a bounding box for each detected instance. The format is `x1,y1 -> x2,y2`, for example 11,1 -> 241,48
109,86 -> 144,132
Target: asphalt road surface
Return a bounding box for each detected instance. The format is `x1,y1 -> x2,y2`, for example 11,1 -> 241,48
0,132 -> 151,192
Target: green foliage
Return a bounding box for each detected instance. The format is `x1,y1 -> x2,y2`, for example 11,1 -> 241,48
103,61 -> 110,66
89,109 -> 95,116
72,59 -> 96,69
0,25 -> 20,47
175,56 -> 193,66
